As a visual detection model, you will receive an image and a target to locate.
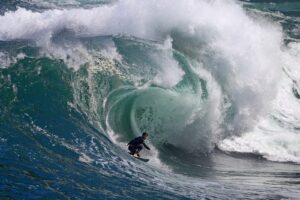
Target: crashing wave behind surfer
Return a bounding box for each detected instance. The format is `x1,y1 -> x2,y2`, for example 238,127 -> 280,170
1,0 -> 300,199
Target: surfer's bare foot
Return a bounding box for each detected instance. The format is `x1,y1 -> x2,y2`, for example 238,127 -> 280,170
136,153 -> 140,157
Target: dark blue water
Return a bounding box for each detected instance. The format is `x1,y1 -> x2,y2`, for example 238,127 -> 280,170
0,0 -> 300,199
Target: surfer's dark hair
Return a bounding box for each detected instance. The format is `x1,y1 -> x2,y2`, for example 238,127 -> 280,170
142,132 -> 148,137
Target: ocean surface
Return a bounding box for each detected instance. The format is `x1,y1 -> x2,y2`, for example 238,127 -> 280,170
0,0 -> 300,199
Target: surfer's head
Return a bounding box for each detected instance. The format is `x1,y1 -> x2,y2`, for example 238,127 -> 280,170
142,132 -> 148,139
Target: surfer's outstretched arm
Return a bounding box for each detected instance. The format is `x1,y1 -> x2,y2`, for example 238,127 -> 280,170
142,143 -> 151,150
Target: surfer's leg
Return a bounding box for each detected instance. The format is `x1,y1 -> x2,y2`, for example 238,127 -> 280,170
135,145 -> 143,157
128,145 -> 135,155
128,145 -> 142,157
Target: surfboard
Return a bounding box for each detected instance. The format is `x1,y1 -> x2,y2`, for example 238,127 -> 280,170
128,152 -> 149,162
135,157 -> 149,162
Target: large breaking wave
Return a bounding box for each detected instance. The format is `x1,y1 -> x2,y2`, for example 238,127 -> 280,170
1,0 -> 300,168
2,0 -> 300,199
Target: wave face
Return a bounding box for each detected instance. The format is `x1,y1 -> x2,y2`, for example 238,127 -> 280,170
1,0 -> 300,199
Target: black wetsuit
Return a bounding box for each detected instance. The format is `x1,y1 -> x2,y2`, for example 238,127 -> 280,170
127,136 -> 150,154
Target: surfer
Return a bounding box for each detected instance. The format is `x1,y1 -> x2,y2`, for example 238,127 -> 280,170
127,132 -> 151,157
